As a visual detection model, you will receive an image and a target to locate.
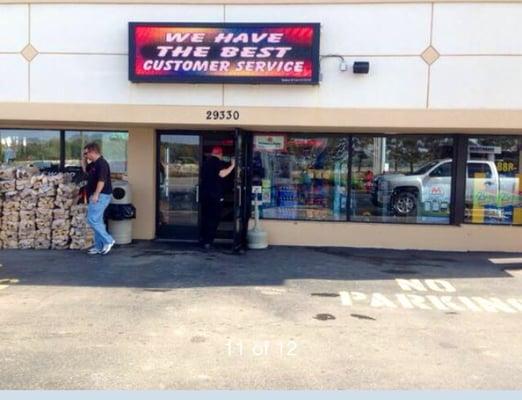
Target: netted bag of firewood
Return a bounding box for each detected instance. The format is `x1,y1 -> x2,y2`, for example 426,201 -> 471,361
3,189 -> 19,201
3,201 -> 20,213
34,228 -> 51,249
70,214 -> 88,229
18,214 -> 36,241
0,226 -> 18,238
69,228 -> 94,250
0,179 -> 15,193
51,237 -> 70,250
19,189 -> 38,211
2,210 -> 19,224
51,218 -> 71,250
0,227 -> 18,249
36,208 -> 53,229
55,183 -> 79,209
20,198 -> 37,211
20,188 -> 37,198
70,204 -> 88,224
31,174 -> 46,190
37,183 -> 56,198
52,221 -> 70,233
19,210 -> 36,223
34,238 -> 51,249
15,166 -> 38,179
37,197 -> 55,209
54,198 -> 75,210
69,204 -> 92,249
53,209 -> 70,221
47,173 -> 64,186
0,166 -> 15,180
34,174 -> 57,197
18,238 -> 35,249
47,173 -> 72,187
70,204 -> 88,216
58,183 -> 79,197
2,238 -> 19,249
15,179 -> 31,191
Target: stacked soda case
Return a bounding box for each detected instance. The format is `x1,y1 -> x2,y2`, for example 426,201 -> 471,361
277,185 -> 298,207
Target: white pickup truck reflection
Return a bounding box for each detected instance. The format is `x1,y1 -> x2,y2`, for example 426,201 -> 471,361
370,159 -> 520,218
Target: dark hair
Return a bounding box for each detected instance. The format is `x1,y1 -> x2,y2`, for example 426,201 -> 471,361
84,142 -> 101,154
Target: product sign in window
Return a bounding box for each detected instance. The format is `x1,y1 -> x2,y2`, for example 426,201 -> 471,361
465,137 -> 522,225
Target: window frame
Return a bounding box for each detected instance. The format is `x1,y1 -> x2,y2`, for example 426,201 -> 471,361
0,127 -> 128,173
0,127 -> 62,170
348,133 -> 458,226
63,129 -> 129,174
253,132 -> 460,226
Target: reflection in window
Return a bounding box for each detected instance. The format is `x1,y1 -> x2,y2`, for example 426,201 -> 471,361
65,131 -> 128,177
0,129 -> 60,170
252,135 -> 348,221
351,136 -> 454,224
465,137 -> 522,225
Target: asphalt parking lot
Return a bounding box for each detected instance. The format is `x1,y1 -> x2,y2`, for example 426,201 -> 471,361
0,242 -> 521,389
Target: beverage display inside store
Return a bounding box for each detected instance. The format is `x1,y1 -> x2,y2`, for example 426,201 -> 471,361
253,136 -> 348,221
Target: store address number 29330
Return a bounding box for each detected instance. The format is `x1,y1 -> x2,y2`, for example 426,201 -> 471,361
206,110 -> 240,121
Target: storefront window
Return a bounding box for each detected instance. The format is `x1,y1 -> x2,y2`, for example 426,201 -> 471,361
0,129 -> 60,170
252,135 -> 348,221
351,136 -> 454,224
65,131 -> 128,177
465,136 -> 522,225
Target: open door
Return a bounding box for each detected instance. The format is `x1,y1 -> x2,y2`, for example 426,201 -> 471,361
232,129 -> 253,252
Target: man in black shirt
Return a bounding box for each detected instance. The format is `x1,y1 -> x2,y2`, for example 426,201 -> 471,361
200,146 -> 235,249
81,142 -> 115,255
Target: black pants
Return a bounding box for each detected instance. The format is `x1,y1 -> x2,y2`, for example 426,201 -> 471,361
201,196 -> 223,245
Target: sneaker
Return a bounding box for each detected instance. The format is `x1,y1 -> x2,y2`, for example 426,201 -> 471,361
87,247 -> 102,255
101,240 -> 116,255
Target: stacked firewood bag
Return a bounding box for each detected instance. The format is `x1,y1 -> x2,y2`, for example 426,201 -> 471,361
0,166 -> 94,250
70,204 -> 94,250
0,167 -> 19,249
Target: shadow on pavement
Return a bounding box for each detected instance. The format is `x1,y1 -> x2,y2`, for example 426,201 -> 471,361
0,240 -> 521,289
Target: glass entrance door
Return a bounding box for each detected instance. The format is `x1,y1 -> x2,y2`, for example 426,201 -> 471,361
157,134 -> 200,240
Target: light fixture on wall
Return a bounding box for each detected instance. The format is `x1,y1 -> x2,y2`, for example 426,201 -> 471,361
353,61 -> 370,74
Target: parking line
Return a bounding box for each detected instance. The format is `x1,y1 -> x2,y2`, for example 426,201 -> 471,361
489,258 -> 522,264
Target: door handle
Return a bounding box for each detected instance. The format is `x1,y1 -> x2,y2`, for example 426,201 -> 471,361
237,185 -> 242,207
195,185 -> 199,203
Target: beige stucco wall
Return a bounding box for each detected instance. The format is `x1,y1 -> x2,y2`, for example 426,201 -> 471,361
3,2 -> 522,109
127,127 -> 156,239
260,220 -> 522,252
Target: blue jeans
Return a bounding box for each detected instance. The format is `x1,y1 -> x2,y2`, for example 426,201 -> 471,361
87,193 -> 114,250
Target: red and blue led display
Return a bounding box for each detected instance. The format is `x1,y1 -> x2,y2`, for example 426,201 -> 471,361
129,23 -> 320,84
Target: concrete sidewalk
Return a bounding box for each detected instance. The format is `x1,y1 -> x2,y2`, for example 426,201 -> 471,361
0,242 -> 521,389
